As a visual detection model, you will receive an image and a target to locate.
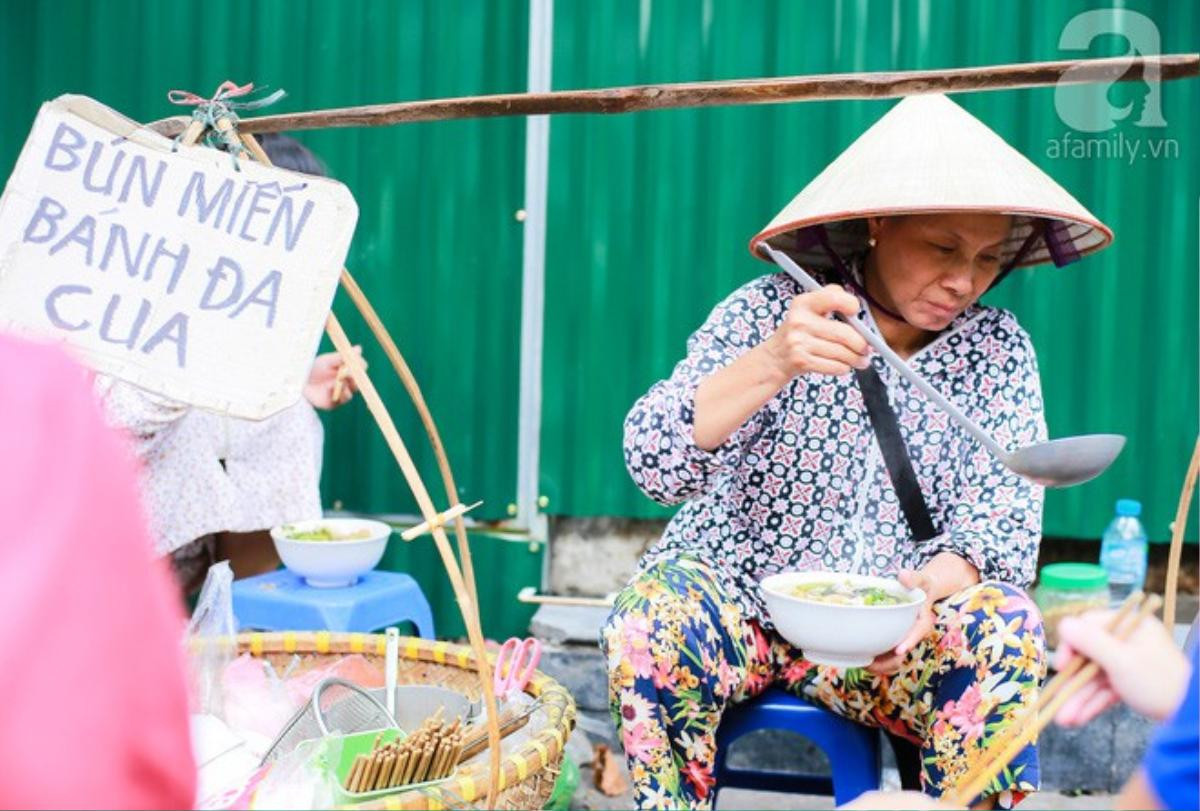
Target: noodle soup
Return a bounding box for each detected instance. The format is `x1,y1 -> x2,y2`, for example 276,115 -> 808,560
787,579 -> 908,606
760,571 -> 925,667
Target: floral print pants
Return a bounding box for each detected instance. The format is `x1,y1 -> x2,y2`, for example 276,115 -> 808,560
601,557 -> 1047,809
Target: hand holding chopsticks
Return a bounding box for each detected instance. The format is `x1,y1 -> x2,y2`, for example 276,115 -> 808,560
306,347 -> 363,409
947,591 -> 1163,806
1053,605 -> 1191,727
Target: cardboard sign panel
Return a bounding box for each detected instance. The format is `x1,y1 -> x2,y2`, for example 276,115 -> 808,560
0,95 -> 358,419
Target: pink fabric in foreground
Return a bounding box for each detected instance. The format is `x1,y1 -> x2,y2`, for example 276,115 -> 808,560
0,335 -> 195,809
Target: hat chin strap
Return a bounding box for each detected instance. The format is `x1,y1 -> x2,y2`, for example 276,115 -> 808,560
812,224 -> 906,323
989,219 -> 1048,290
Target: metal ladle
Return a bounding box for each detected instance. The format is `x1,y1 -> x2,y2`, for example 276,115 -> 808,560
759,243 -> 1125,488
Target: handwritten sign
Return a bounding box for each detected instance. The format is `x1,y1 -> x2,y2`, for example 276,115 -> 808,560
0,95 -> 358,419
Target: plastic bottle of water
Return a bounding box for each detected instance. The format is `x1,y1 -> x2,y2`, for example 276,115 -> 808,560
1099,499 -> 1148,604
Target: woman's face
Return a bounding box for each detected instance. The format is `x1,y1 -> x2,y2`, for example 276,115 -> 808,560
865,213 -> 1013,331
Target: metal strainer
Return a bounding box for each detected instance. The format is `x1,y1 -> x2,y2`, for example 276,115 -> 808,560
261,677 -> 399,764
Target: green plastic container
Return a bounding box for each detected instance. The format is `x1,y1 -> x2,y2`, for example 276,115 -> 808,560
325,728 -> 456,804
1035,562 -> 1110,649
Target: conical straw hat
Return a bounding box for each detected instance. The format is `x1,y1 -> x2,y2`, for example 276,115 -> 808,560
750,94 -> 1112,271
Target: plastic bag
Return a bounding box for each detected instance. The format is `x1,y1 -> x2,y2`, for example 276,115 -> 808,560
284,653 -> 385,706
221,654 -> 299,744
221,651 -> 387,759
187,561 -> 237,717
246,739 -> 335,810
191,713 -> 264,809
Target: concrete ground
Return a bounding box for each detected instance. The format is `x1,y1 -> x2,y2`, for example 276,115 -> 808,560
572,760 -> 1115,810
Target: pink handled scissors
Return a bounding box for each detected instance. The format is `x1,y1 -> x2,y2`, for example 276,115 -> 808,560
493,637 -> 542,699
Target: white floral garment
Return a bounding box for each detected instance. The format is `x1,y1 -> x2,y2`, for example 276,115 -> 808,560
623,266 -> 1048,625
94,376 -> 324,555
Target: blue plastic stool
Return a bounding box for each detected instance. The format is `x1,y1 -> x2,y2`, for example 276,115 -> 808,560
714,688 -> 881,806
232,569 -> 435,636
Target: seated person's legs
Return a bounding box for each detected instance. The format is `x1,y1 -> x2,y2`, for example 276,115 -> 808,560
601,556 -> 765,810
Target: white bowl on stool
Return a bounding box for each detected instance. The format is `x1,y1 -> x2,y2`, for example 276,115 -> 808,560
760,571 -> 925,668
270,518 -> 393,588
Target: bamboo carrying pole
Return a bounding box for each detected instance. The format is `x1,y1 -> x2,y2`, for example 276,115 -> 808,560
1164,438 -> 1200,627
401,501 -> 483,541
149,55 -> 1199,137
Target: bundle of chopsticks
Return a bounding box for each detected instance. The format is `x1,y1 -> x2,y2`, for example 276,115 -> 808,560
344,712 -> 464,793
946,590 -> 1162,806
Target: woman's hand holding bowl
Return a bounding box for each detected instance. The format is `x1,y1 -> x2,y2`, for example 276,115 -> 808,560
868,569 -> 937,675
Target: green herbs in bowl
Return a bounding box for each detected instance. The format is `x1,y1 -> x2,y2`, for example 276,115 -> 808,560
787,580 -> 909,606
281,524 -> 373,542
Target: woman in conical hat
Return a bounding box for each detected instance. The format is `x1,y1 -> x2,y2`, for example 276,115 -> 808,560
604,94 -> 1112,810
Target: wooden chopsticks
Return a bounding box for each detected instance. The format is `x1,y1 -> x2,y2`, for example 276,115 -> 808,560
455,706 -> 531,764
946,591 -> 1162,806
344,712 -> 464,794
341,704 -> 535,795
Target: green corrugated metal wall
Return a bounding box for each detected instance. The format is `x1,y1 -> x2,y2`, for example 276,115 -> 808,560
1,0 -> 1196,546
0,0 -> 529,523
540,0 -> 1199,543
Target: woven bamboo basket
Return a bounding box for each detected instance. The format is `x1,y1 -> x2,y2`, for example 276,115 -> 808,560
240,631 -> 575,810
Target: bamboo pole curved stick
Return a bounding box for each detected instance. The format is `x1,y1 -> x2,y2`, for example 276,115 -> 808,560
324,313 -> 503,807
238,131 -> 502,806
336,267 -> 479,601
1164,438 -> 1200,628
249,128 -> 479,600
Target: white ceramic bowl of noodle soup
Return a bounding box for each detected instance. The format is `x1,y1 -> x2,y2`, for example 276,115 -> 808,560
270,518 -> 393,588
760,571 -> 925,668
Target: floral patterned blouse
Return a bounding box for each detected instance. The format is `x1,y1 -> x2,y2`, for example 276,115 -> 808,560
94,376 -> 325,556
623,265 -> 1048,625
